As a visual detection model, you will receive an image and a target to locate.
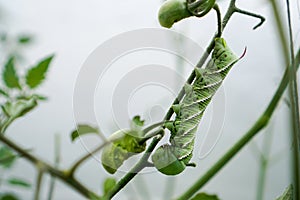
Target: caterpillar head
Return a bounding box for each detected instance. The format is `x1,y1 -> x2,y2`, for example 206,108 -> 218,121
212,38 -> 238,70
151,144 -> 186,175
158,0 -> 192,28
101,129 -> 146,174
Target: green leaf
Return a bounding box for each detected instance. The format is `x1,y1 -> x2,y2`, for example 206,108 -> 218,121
103,178 -> 116,195
70,124 -> 99,142
17,35 -> 31,44
130,115 -> 145,131
2,57 -> 21,89
0,146 -> 16,168
7,177 -> 31,188
0,88 -> 9,98
16,94 -> 48,101
1,98 -> 37,119
132,115 -> 144,126
276,185 -> 293,200
0,193 -> 19,200
25,55 -> 54,89
191,193 -> 220,200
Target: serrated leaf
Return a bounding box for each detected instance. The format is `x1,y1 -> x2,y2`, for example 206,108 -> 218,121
1,98 -> 37,119
276,185 -> 293,200
2,57 -> 21,89
17,35 -> 31,44
0,146 -> 16,168
191,193 -> 220,200
25,55 -> 54,88
0,193 -> 19,200
7,177 -> 31,188
70,124 -> 99,142
103,178 -> 116,195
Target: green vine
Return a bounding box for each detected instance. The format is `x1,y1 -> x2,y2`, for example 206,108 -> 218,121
2,0 -> 298,199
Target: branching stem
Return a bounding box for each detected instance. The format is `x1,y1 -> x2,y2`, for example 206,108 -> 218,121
108,1 -> 266,199
176,49 -> 300,200
285,0 -> 300,198
0,134 -> 100,199
104,132 -> 164,199
0,0 -> 267,199
213,4 -> 222,37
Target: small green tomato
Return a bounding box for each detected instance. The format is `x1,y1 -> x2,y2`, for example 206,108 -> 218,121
158,0 -> 192,28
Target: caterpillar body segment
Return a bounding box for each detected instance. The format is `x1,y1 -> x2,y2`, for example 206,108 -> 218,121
151,38 -> 243,175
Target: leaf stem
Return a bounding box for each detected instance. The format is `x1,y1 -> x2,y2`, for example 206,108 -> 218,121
285,0 -> 300,198
176,49 -> 300,200
213,4 -> 222,37
0,134 -> 100,198
34,169 -> 44,200
47,134 -> 61,200
68,141 -> 110,177
234,7 -> 265,30
256,123 -> 274,200
104,131 -> 164,199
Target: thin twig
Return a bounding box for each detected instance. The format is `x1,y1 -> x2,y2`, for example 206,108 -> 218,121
34,169 -> 44,200
214,4 -> 222,37
234,7 -> 265,29
47,134 -> 61,200
256,121 -> 274,200
68,141 -> 110,177
69,121 -> 165,176
285,0 -> 300,198
0,134 -> 100,198
104,131 -> 164,199
269,0 -> 290,65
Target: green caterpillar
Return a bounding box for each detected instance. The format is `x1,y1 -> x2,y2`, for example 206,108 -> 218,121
158,0 -> 215,28
151,38 -> 244,175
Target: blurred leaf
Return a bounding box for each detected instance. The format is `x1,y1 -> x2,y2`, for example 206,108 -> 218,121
25,55 -> 54,89
7,177 -> 31,188
276,185 -> 293,200
132,116 -> 144,127
191,193 -> 220,200
32,94 -> 48,101
17,35 -> 31,44
103,178 -> 116,195
0,193 -> 19,200
2,57 -> 21,90
1,98 -> 37,119
16,94 -> 47,101
0,32 -> 7,42
0,88 -> 9,98
130,115 -> 145,131
70,124 -> 99,142
0,146 -> 16,168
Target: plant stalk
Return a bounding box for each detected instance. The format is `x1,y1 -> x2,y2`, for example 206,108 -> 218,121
0,134 -> 99,199
176,49 -> 300,200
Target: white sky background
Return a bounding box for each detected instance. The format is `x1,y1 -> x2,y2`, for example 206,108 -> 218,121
0,0 -> 300,199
